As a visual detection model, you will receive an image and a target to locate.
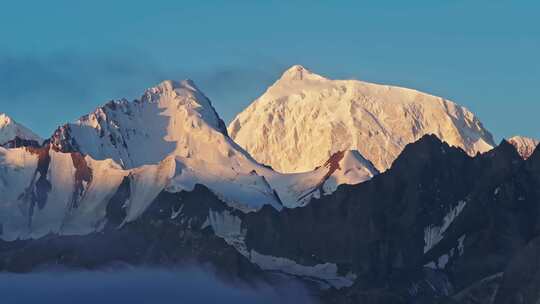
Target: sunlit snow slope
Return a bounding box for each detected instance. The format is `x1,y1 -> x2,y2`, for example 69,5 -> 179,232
0,145 -> 129,240
229,65 -> 495,173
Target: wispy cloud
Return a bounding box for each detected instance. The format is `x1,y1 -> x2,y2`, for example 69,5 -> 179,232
0,51 -> 285,136
0,51 -> 161,101
190,63 -> 285,122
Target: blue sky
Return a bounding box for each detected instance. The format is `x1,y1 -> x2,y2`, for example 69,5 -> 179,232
0,0 -> 538,140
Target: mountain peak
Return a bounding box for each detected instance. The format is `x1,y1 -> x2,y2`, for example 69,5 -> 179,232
494,138 -> 522,159
141,79 -> 227,134
0,113 -> 12,126
50,79 -> 232,168
395,134 -> 446,159
278,64 -> 325,82
229,68 -> 495,173
0,113 -> 43,147
507,136 -> 539,160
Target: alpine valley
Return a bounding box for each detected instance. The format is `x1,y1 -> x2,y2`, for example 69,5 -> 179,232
1,66 -> 539,304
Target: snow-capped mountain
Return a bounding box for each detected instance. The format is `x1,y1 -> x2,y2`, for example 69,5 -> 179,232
47,79 -> 284,212
2,75 -> 540,303
49,80 -> 230,169
228,65 -> 495,173
0,113 -> 43,148
507,135 -> 539,159
0,80 -> 378,241
47,79 -> 377,209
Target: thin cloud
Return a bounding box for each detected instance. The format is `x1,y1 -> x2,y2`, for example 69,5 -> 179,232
0,267 -> 318,304
0,51 -> 286,136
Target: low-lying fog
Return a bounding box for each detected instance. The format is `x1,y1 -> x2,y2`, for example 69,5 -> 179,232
0,267 -> 318,304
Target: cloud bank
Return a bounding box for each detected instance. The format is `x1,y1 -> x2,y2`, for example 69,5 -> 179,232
0,267 -> 318,304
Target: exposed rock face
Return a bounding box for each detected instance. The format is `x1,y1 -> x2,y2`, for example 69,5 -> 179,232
19,146 -> 52,219
494,236 -> 540,304
228,65 -> 495,173
508,136 -> 539,160
0,113 -> 43,148
451,273 -> 503,304
240,136 -> 540,303
1,136 -> 42,149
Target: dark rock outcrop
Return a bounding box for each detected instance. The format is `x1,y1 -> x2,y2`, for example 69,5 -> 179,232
493,236 -> 540,304
1,136 -> 42,149
17,146 -> 53,226
241,136 -> 540,303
